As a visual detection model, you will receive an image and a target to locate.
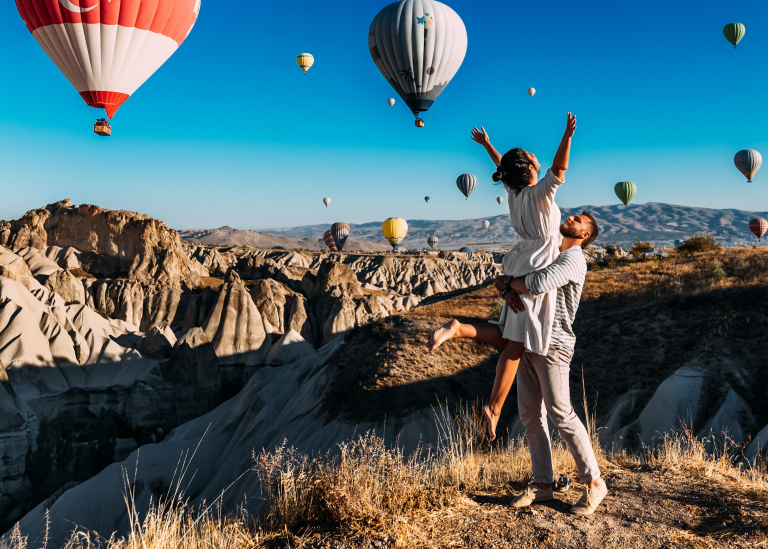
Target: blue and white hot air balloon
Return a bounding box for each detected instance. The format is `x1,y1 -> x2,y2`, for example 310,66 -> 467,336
368,0 -> 468,128
456,174 -> 477,200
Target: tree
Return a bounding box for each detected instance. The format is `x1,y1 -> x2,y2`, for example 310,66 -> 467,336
630,241 -> 654,259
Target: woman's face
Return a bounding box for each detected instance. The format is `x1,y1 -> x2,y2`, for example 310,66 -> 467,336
523,151 -> 540,184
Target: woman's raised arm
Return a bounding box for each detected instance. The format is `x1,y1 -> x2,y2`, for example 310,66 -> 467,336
471,126 -> 502,166
551,113 -> 576,181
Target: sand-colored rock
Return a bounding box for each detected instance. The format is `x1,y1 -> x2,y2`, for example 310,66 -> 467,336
265,329 -> 316,366
44,270 -> 85,305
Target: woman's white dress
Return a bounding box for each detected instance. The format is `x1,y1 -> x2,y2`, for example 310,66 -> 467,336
496,168 -> 563,355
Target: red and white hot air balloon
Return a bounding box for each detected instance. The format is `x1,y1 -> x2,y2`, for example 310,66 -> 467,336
749,218 -> 768,239
15,0 -> 201,133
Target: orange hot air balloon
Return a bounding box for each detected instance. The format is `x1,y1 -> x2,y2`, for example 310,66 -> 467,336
15,0 -> 201,123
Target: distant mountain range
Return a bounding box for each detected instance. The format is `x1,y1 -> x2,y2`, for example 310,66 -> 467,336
180,203 -> 768,250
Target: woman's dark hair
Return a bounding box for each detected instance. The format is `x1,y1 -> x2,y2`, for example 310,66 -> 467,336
492,148 -> 535,193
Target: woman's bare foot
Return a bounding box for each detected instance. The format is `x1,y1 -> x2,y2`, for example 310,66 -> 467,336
483,405 -> 500,441
427,319 -> 460,352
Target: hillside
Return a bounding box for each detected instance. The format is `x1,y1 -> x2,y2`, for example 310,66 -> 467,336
9,246 -> 768,548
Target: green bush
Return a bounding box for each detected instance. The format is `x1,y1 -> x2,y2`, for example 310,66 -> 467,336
712,261 -> 727,283
630,241 -> 654,259
678,234 -> 722,254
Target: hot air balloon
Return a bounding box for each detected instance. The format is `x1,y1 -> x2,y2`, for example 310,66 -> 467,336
482,220 -> 490,230
527,88 -> 536,98
425,196 -> 430,203
15,0 -> 201,135
614,181 -> 637,208
749,218 -> 768,239
456,174 -> 477,200
428,235 -> 438,249
674,239 -> 682,248
323,197 -> 331,208
734,150 -> 762,182
331,222 -> 350,251
459,246 -> 475,253
388,98 -> 395,107
723,23 -> 745,48
382,217 -> 408,250
368,0 -> 467,128
297,53 -> 314,74
497,196 -> 504,205
323,230 -> 338,252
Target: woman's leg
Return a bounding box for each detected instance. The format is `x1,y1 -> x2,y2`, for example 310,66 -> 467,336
427,319 -> 506,351
483,339 -> 525,441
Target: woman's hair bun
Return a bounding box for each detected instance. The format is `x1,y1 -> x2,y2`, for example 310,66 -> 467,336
492,170 -> 505,183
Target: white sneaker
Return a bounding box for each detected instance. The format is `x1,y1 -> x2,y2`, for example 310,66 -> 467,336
510,484 -> 554,508
570,479 -> 608,515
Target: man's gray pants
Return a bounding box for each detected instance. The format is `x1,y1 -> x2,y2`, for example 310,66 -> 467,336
517,345 -> 601,483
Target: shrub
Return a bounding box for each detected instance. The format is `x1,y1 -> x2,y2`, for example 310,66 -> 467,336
678,234 -> 721,254
489,299 -> 503,319
630,241 -> 654,259
604,244 -> 619,258
712,261 -> 727,283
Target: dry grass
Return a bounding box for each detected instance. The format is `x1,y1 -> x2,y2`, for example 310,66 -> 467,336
7,402 -> 768,549
584,247 -> 768,302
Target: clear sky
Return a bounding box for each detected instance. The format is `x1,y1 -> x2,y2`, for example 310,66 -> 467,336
1,0 -> 766,230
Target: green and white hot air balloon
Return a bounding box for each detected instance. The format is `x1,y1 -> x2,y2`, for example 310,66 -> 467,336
723,23 -> 745,48
614,182 -> 637,208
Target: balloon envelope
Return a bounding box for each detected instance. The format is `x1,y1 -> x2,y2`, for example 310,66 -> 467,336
497,197 -> 504,205
297,53 -> 314,73
368,0 -> 467,118
15,0 -> 201,119
424,196 -> 430,203
331,222 -> 350,251
459,246 -> 475,253
482,220 -> 490,230
388,98 -> 395,107
734,150 -> 762,182
427,236 -> 438,249
723,23 -> 745,48
674,239 -> 682,247
323,197 -> 331,207
614,182 -> 637,207
456,174 -> 477,200
323,230 -> 338,252
382,218 -> 408,249
749,218 -> 768,239
527,88 -> 536,97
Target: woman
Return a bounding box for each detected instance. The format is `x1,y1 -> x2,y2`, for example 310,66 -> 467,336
428,113 -> 577,440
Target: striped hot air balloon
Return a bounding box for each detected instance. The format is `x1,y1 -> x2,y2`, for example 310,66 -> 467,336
749,218 -> 768,239
297,53 -> 314,73
331,222 -> 350,251
734,150 -> 762,182
456,174 -> 477,200
15,0 -> 201,122
614,181 -> 637,208
382,217 -> 408,250
368,0 -> 467,127
323,230 -> 338,252
723,23 -> 745,48
427,235 -> 438,249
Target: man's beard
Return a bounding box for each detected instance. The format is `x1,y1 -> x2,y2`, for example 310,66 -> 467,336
560,223 -> 581,239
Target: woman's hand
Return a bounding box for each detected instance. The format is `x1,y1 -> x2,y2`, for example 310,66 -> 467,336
504,289 -> 525,313
471,126 -> 491,147
563,112 -> 577,138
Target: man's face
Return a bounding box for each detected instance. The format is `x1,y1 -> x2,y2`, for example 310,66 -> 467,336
560,215 -> 590,240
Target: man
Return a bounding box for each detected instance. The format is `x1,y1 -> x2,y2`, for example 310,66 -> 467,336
427,212 -> 607,515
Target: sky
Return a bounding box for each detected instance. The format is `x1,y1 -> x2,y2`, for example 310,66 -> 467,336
1,0 -> 767,231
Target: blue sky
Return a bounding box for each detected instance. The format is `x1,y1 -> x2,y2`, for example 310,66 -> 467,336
1,0 -> 766,230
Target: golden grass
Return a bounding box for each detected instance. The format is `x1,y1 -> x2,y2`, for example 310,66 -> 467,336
6,400 -> 767,549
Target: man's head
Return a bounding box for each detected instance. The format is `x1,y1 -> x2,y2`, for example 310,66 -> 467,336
560,212 -> 599,248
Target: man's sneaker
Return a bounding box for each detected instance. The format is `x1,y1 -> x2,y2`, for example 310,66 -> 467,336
570,479 -> 608,515
510,484 -> 554,508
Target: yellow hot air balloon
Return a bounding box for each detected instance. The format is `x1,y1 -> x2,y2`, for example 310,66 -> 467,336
382,217 -> 408,250
297,53 -> 314,74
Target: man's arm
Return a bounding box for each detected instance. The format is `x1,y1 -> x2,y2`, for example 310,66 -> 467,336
513,250 -> 586,296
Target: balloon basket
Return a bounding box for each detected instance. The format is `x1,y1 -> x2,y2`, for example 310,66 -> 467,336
93,118 -> 111,137
415,117 -> 424,128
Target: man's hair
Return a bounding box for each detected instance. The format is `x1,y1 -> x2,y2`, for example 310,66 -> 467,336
580,211 -> 599,248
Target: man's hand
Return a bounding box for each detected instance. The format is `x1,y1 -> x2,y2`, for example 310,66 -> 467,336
504,289 -> 525,313
495,275 -> 507,291
471,126 -> 491,147
563,112 -> 577,138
